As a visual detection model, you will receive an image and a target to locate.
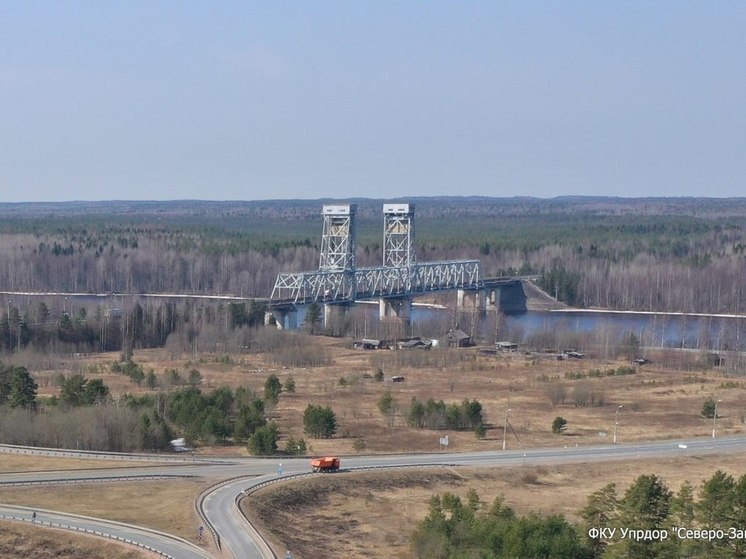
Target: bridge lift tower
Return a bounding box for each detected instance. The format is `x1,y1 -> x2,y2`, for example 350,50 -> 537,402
320,204 -> 357,271
383,203 -> 415,268
380,204 -> 415,321
318,204 -> 357,327
268,204 -> 358,329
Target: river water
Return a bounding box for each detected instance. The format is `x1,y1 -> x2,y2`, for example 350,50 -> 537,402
4,291 -> 746,352
407,306 -> 746,353
500,310 -> 746,351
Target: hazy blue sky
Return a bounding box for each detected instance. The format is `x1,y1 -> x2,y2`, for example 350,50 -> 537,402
1,2 -> 745,202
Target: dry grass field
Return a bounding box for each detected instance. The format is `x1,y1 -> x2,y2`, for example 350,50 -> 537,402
244,452 -> 746,559
55,337 -> 745,456
6,335 -> 746,557
0,453 -> 166,473
0,520 -> 153,558
0,479 -> 214,549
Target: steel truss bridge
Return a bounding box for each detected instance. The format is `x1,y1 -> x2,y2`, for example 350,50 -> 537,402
271,259 -> 482,306
269,203 -> 524,312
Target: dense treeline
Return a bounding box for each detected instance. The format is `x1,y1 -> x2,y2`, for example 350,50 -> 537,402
0,377 -> 170,451
0,405 -> 152,451
407,398 -> 483,430
581,470 -> 746,558
413,490 -> 593,558
0,354 -> 282,452
0,198 -> 745,315
413,469 -> 746,559
0,376 -> 276,452
166,385 -> 267,444
2,291 -> 742,369
0,300 -> 267,356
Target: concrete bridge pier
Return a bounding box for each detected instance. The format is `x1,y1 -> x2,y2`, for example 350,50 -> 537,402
456,287 -> 502,312
323,303 -> 349,328
264,309 -> 298,330
484,286 -> 501,311
456,289 -> 487,313
379,297 -> 412,322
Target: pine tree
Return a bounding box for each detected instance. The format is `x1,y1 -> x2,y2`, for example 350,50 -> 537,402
8,366 -> 38,408
305,302 -> 322,334
248,423 -> 279,455
303,404 -> 337,438
617,475 -> 672,559
264,374 -> 282,403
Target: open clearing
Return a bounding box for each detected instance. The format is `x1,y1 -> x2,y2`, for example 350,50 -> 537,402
71,339 -> 746,457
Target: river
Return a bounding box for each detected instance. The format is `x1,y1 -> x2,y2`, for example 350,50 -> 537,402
3,291 -> 746,352
500,309 -> 746,352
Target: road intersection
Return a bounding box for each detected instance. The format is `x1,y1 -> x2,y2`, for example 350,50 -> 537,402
1,435 -> 745,558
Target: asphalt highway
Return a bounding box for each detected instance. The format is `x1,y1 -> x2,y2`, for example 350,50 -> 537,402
2,435 -> 746,558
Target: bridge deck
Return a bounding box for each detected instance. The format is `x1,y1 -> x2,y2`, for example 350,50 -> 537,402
270,262 -> 531,307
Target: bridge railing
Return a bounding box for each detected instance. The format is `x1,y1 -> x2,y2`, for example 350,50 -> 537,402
271,270 -> 356,304
270,260 -> 481,305
355,260 -> 480,297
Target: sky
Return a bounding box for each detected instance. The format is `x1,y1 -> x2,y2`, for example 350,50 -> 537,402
1,1 -> 745,202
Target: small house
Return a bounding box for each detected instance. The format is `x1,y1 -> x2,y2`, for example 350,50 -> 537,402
353,339 -> 383,350
445,328 -> 472,348
398,338 -> 432,350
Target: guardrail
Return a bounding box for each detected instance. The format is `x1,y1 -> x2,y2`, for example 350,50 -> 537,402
0,513 -> 176,559
0,474 -> 196,487
0,443 -> 229,464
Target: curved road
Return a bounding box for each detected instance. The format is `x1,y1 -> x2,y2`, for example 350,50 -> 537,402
2,435 -> 746,558
0,503 -> 211,559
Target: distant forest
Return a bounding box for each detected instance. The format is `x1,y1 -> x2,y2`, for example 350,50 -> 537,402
0,196 -> 745,315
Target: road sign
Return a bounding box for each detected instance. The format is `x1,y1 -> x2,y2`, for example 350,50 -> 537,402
439,436 -> 449,446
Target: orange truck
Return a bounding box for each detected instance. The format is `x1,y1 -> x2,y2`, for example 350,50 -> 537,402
310,456 -> 340,473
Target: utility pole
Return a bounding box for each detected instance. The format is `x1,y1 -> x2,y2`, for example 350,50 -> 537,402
6,301 -> 9,347
502,406 -> 511,451
712,399 -> 722,438
613,405 -> 623,444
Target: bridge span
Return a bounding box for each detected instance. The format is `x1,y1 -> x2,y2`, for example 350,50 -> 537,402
267,203 -> 530,329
